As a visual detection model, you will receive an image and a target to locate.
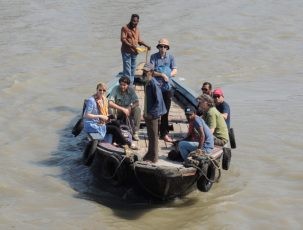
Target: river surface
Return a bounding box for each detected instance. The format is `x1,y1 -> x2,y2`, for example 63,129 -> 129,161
1,0 -> 303,229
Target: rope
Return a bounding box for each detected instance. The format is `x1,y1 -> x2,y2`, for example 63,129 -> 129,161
125,117 -> 134,135
101,155 -> 127,180
186,154 -> 222,183
145,50 -> 149,64
204,154 -> 222,182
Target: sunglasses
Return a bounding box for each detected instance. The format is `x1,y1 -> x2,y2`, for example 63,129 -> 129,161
158,45 -> 169,49
98,89 -> 106,92
213,95 -> 221,98
201,88 -> 209,91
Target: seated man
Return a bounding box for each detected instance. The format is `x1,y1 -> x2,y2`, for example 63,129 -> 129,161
213,88 -> 231,129
169,106 -> 214,161
201,81 -> 213,96
108,76 -> 141,140
197,94 -> 229,146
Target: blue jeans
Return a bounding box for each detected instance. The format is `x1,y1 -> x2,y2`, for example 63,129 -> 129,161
122,52 -> 137,84
178,141 -> 211,160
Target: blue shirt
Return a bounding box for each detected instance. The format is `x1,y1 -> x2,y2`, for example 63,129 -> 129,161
145,78 -> 167,118
83,96 -> 107,139
216,101 -> 231,129
150,52 -> 177,91
192,115 -> 214,153
150,52 -> 177,73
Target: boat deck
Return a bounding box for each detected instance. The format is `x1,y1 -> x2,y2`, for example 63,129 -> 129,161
91,66 -> 223,168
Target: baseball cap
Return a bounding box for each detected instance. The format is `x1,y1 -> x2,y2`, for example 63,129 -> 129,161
213,88 -> 224,97
184,106 -> 196,115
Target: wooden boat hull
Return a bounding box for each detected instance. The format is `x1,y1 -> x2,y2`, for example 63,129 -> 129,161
89,144 -> 200,199
132,161 -> 198,199
88,140 -> 224,200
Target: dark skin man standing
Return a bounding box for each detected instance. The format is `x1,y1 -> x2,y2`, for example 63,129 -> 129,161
121,14 -> 150,85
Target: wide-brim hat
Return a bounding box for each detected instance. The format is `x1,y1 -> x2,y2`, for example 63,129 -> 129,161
156,38 -> 170,50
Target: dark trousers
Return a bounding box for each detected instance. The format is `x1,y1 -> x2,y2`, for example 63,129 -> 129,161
143,115 -> 159,162
106,120 -> 129,146
214,136 -> 228,146
160,90 -> 172,138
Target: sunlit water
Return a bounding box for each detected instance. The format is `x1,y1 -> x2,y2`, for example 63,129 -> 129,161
1,0 -> 303,229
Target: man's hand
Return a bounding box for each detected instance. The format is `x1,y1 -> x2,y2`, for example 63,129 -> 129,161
196,149 -> 202,155
122,107 -> 130,117
132,45 -> 139,54
172,140 -> 180,146
161,73 -> 169,82
195,149 -> 203,156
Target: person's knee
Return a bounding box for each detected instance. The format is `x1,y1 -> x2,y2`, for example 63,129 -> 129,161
178,141 -> 185,148
178,141 -> 187,155
132,107 -> 141,121
214,137 -> 227,146
132,106 -> 141,114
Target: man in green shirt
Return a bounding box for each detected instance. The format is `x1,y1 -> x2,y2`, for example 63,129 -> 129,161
197,94 -> 229,146
108,76 -> 141,140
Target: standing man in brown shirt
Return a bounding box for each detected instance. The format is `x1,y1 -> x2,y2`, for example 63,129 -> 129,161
121,14 -> 150,86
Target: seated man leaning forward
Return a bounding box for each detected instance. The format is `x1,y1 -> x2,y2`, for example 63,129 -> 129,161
197,94 -> 229,146
108,76 -> 141,141
213,88 -> 231,129
171,106 -> 214,161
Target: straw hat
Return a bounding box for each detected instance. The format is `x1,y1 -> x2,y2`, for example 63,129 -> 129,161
156,38 -> 170,50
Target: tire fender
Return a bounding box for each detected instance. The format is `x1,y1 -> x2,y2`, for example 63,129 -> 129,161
229,128 -> 236,149
82,140 -> 98,166
102,155 -> 125,186
197,162 -> 216,192
222,147 -> 232,170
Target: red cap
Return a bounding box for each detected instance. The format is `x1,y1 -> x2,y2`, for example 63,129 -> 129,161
213,88 -> 224,97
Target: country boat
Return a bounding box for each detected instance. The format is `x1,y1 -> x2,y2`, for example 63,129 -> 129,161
73,62 -> 234,200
